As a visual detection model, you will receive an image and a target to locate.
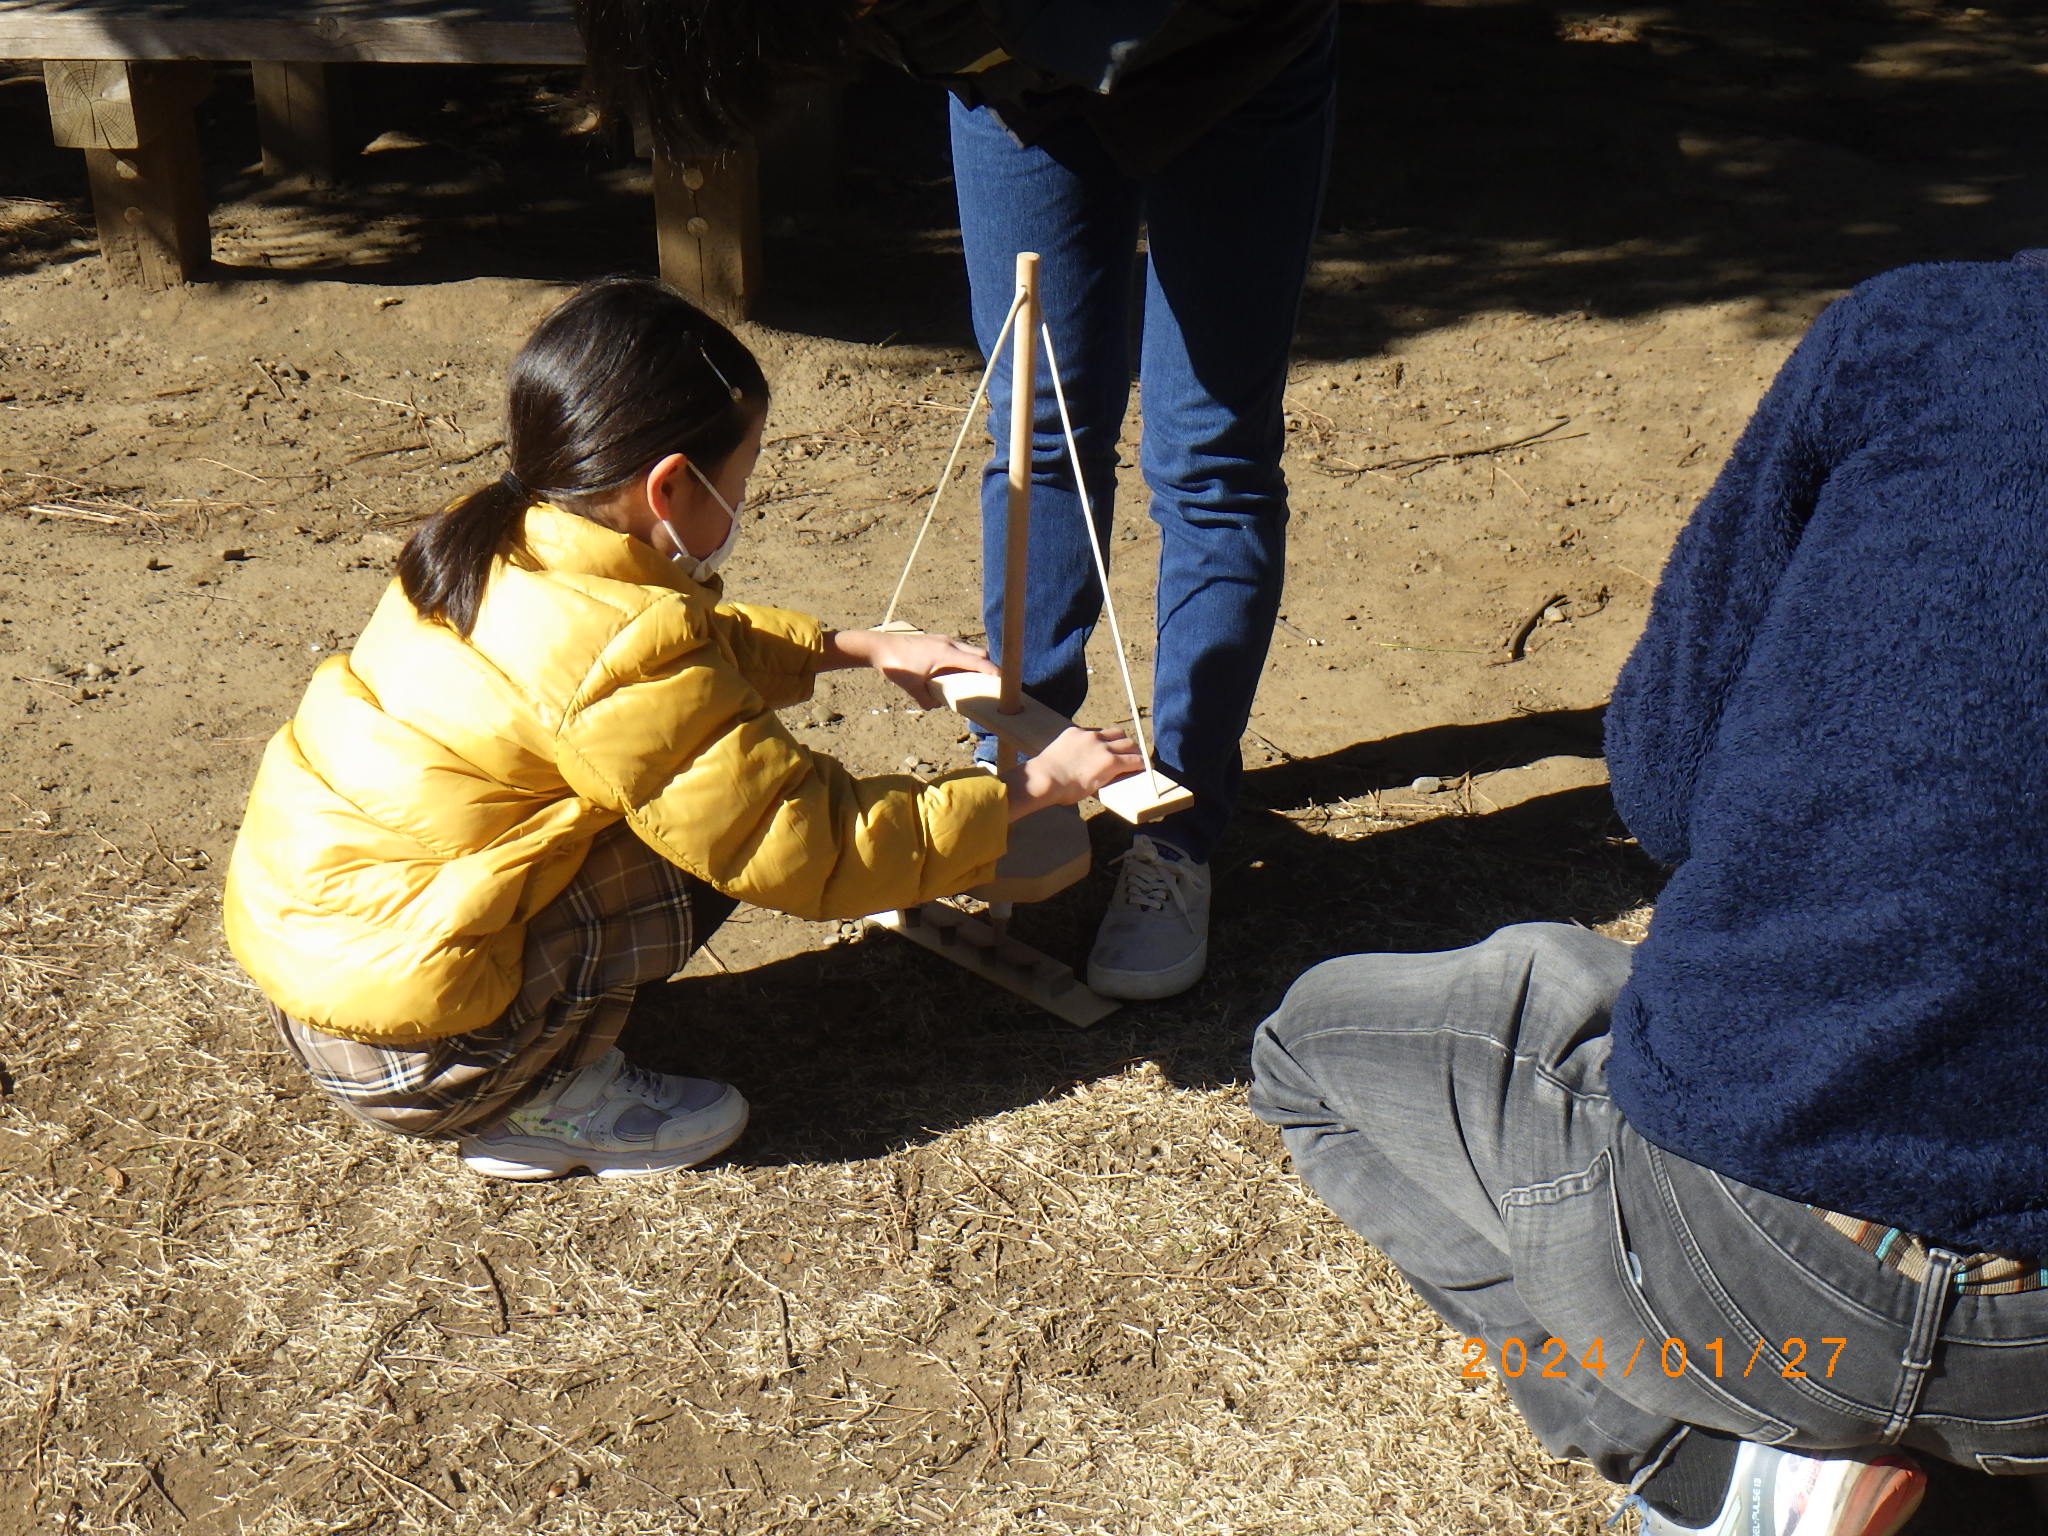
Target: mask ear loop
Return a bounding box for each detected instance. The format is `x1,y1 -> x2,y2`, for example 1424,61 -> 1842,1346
685,458 -> 738,518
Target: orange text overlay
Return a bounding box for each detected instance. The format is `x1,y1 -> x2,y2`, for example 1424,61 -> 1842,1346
1460,1337 -> 1850,1381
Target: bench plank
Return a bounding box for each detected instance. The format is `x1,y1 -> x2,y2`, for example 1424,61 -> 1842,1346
0,1 -> 578,63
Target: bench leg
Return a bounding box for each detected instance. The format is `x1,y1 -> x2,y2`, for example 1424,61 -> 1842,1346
652,147 -> 760,325
45,60 -> 212,288
253,61 -> 339,184
760,84 -> 841,228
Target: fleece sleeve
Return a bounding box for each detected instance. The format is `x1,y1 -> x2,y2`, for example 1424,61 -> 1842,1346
553,601 -> 1008,920
1604,293 -> 1862,867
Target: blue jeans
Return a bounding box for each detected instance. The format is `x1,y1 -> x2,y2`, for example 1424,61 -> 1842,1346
1249,924 -> 2048,1486
949,22 -> 1337,861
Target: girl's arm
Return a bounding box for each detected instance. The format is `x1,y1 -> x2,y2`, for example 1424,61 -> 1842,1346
818,627 -> 1141,811
556,605 -> 1134,921
819,626 -> 998,707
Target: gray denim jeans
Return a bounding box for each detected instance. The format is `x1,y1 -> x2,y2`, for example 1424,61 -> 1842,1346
1248,923 -> 2048,1486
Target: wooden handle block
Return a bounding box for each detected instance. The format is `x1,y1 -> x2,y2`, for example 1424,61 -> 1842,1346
933,671 -> 1194,825
968,803 -> 1089,904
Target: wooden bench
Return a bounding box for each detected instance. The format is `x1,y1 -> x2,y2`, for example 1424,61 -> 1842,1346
0,0 -> 761,319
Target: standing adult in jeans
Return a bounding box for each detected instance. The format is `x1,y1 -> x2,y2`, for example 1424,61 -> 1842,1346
1250,258 -> 2048,1535
577,0 -> 1339,998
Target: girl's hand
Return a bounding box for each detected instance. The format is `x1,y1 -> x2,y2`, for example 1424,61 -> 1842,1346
1001,726 -> 1143,819
823,628 -> 1000,708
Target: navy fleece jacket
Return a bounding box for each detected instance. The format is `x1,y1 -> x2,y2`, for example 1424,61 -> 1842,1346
1605,260 -> 2048,1257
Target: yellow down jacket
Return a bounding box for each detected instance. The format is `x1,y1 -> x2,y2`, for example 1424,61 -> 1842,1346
224,506 -> 1008,1042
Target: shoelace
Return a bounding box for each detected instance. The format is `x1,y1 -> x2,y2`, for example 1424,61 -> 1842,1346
1111,845 -> 1187,915
616,1059 -> 678,1106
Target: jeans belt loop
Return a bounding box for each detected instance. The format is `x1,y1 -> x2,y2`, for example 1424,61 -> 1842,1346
1882,1246 -> 1962,1443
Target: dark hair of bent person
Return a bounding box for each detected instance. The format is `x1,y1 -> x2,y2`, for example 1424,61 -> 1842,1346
575,0 -> 863,155
398,275 -> 769,637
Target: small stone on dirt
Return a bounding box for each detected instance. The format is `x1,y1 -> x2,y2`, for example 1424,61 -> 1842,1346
1411,775 -> 1443,794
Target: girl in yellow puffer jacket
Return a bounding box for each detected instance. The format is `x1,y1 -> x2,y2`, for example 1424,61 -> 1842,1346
224,276 -> 1138,1181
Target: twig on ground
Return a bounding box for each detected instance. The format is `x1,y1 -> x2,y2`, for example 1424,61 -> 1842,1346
348,1445 -> 457,1514
197,458 -> 272,485
1319,418 -> 1582,481
1502,593 -> 1568,663
477,1253 -> 511,1335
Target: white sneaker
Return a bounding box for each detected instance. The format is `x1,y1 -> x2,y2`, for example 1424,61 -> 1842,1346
458,1049 -> 748,1181
1621,1440 -> 1925,1536
1086,835 -> 1211,1000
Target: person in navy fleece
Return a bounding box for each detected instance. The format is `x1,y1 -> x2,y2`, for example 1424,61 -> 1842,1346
1250,258 -> 2048,1536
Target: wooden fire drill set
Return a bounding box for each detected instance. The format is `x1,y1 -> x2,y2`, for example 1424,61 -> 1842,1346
864,252 -> 1191,1025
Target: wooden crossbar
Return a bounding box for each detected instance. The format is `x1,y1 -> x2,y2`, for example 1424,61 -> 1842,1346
932,672 -> 1194,825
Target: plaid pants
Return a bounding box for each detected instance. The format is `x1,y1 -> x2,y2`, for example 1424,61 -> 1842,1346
274,822 -> 735,1138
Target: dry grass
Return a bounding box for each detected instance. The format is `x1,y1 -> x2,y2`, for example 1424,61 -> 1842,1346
0,803 -> 1634,1536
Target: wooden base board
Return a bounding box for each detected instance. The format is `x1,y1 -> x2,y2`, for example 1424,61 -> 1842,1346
868,904 -> 1118,1027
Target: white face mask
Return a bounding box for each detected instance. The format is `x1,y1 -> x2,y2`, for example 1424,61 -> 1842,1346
660,461 -> 743,583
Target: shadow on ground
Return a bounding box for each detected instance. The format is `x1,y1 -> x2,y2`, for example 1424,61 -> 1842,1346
6,3 -> 2048,343
622,708 -> 1652,1168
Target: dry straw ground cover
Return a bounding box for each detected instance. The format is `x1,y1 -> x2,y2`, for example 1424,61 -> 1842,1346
0,808 -> 1643,1536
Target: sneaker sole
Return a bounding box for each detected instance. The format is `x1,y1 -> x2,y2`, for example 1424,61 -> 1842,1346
458,1103 -> 749,1182
1088,940 -> 1208,1001
1836,1464 -> 1924,1536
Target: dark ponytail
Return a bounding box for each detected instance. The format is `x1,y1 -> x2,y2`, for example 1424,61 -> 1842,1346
398,276 -> 769,636
575,0 -> 863,155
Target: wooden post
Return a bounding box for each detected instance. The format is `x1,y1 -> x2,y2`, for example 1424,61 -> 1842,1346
652,146 -> 761,325
253,61 -> 339,184
45,60 -> 213,288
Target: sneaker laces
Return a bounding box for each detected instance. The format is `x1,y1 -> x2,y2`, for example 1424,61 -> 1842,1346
615,1058 -> 727,1115
1110,839 -> 1190,915
615,1059 -> 676,1104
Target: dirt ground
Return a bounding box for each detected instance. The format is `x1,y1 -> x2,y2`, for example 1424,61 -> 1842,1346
3,3 -> 2046,1532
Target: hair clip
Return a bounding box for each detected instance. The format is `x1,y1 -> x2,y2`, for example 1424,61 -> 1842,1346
698,341 -> 744,402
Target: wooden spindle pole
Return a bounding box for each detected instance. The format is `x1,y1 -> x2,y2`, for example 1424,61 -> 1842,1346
999,251 -> 1040,724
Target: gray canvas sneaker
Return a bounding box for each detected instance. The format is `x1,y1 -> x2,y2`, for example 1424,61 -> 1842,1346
1086,835 -> 1211,1000
458,1048 -> 748,1181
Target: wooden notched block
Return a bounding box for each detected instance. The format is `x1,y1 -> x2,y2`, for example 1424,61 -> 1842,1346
933,672 -> 1195,825
868,905 -> 1119,1027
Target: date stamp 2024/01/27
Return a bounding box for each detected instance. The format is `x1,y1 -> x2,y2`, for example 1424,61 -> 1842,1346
1461,1336 -> 1851,1382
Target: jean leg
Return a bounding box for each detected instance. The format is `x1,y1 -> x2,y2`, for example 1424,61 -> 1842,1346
949,100 -> 1140,721
1249,923 -> 1688,1479
1255,922 -> 2048,1481
1134,19 -> 1337,858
